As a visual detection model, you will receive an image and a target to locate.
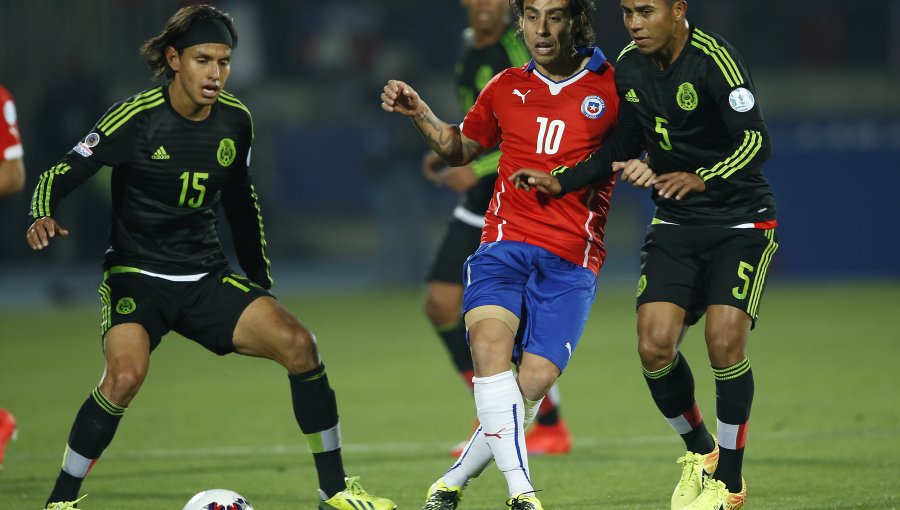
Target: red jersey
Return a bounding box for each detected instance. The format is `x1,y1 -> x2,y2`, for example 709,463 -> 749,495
0,84 -> 23,161
461,47 -> 619,274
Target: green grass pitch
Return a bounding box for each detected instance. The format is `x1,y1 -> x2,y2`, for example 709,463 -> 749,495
1,282 -> 898,509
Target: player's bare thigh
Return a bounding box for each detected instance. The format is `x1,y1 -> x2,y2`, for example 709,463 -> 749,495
99,323 -> 151,406
465,305 -> 518,377
232,296 -> 320,374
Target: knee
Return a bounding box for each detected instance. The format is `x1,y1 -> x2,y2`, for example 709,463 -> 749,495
423,289 -> 458,326
705,328 -> 745,366
637,326 -> 677,370
276,324 -> 320,373
101,365 -> 146,405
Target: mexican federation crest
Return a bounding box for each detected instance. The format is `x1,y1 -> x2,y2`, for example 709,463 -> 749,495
217,138 -> 236,167
676,82 -> 698,111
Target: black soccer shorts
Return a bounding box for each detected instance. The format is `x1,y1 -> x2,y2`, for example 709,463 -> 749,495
98,266 -> 272,354
425,217 -> 484,284
636,224 -> 779,326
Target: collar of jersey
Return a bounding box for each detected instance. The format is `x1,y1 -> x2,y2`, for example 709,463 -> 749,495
525,46 -> 608,77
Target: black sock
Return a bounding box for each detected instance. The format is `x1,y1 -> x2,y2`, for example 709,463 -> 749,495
712,359 -> 754,493
47,388 -> 126,506
436,319 -> 474,377
536,399 -> 559,426
643,352 -> 715,454
289,364 -> 346,498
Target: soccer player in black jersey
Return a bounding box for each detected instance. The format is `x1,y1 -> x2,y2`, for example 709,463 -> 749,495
26,5 -> 395,510
420,0 -> 572,459
511,0 -> 779,508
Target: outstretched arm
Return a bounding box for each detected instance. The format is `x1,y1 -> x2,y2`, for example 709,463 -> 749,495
381,80 -> 486,167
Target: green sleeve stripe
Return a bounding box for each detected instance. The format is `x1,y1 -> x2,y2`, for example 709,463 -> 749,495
31,163 -> 71,218
691,30 -> 743,87
471,150 -> 501,178
97,88 -> 163,134
747,229 -> 778,318
716,131 -> 762,179
617,42 -> 637,62
218,92 -> 255,142
101,97 -> 166,136
107,266 -> 142,275
693,30 -> 743,84
696,130 -> 761,181
249,184 -> 273,287
550,165 -> 569,176
500,30 -> 530,66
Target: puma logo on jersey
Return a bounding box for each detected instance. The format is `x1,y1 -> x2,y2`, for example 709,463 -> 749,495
565,342 -> 573,359
151,146 -> 171,160
625,89 -> 640,103
512,89 -> 531,104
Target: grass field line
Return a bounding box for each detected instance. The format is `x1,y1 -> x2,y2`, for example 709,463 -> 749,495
12,427 -> 892,462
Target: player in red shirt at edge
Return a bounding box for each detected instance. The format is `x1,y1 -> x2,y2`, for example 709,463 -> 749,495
382,0 -> 648,508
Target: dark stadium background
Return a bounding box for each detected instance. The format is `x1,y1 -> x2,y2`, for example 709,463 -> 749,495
0,0 -> 897,305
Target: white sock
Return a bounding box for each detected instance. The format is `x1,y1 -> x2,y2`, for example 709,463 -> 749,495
523,396 -> 544,429
442,423 -> 493,488
546,382 -> 561,406
473,371 -> 533,497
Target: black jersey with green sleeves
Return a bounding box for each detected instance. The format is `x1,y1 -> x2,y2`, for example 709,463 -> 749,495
456,26 -> 530,217
613,26 -> 776,225
29,86 -> 272,288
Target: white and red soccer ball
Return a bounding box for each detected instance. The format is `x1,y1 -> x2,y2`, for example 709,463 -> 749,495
182,489 -> 253,510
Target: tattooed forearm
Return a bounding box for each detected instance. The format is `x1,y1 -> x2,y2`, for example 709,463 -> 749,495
411,106 -> 482,166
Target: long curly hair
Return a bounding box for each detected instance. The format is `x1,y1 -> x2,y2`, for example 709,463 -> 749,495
510,0 -> 596,48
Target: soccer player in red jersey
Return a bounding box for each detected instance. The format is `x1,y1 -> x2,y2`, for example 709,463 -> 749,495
0,83 -> 25,469
382,1 -> 646,507
0,83 -> 26,197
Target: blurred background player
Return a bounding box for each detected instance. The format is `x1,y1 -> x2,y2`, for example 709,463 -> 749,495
421,0 -> 571,457
382,0 -> 631,507
0,82 -> 26,469
0,83 -> 26,196
26,6 -> 395,510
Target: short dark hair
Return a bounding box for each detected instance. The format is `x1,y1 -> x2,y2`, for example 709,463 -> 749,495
140,4 -> 238,82
510,0 -> 596,48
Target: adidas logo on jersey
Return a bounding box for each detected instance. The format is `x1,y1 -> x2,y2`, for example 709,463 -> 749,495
625,89 -> 640,103
151,146 -> 170,160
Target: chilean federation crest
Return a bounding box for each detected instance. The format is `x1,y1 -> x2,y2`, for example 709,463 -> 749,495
581,95 -> 606,119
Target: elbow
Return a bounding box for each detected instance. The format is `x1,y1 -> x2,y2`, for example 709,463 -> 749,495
0,159 -> 26,196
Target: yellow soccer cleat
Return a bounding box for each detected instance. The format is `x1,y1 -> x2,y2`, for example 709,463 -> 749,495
682,477 -> 746,510
672,442 -> 719,509
506,493 -> 543,510
422,480 -> 463,510
319,476 -> 396,510
45,495 -> 88,510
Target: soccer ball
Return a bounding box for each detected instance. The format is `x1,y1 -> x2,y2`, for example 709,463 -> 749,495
182,489 -> 254,510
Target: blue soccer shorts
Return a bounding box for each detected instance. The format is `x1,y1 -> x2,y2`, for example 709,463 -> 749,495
462,240 -> 597,372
